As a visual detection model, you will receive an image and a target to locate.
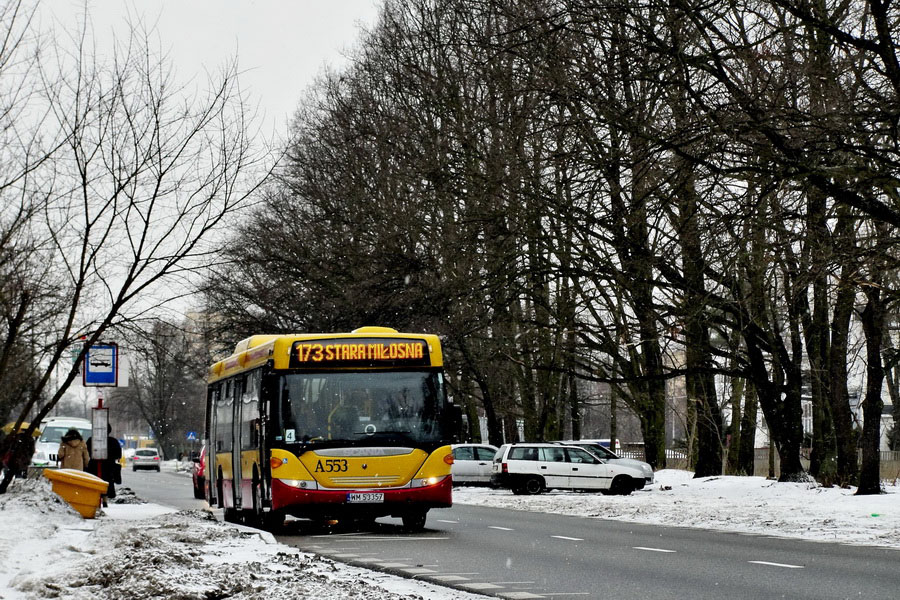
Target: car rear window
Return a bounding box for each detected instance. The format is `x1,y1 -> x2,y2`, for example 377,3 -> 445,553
136,449 -> 158,456
508,447 -> 539,461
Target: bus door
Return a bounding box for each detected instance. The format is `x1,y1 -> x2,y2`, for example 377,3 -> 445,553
231,377 -> 244,510
206,386 -> 218,505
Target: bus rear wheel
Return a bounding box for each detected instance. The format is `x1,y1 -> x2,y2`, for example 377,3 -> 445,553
401,510 -> 428,532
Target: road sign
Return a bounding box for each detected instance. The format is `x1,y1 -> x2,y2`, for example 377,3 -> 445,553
83,344 -> 118,387
186,431 -> 198,441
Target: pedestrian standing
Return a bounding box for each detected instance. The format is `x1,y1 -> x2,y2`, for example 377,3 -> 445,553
57,429 -> 90,471
0,431 -> 35,494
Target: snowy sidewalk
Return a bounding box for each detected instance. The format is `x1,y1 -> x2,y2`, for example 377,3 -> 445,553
0,478 -> 486,599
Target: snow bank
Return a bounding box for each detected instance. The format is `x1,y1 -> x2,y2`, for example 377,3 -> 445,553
453,469 -> 900,548
0,478 -> 484,599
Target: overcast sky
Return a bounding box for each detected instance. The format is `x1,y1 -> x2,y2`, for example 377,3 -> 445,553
36,0 -> 383,135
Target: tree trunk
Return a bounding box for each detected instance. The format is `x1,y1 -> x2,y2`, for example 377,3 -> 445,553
726,376 -> 744,475
737,381 -> 758,476
857,289 -> 885,495
829,274 -> 858,486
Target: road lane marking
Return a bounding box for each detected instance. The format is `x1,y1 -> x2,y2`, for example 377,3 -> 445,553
432,575 -> 471,582
499,593 -> 545,599
316,536 -> 448,541
460,582 -> 503,590
749,561 -> 804,569
437,519 -> 459,524
402,567 -> 436,575
633,547 -> 676,553
489,526 -> 514,531
551,536 -> 583,541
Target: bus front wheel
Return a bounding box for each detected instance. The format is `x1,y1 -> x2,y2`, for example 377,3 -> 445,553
401,510 -> 428,532
223,507 -> 241,523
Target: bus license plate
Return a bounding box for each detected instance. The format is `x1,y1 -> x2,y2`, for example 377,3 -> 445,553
347,492 -> 384,503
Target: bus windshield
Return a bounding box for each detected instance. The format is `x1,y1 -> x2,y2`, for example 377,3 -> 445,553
275,371 -> 448,447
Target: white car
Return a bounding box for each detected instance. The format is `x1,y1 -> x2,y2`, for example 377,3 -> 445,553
451,443 -> 498,485
132,448 -> 161,472
491,443 -> 645,495
30,417 -> 93,467
555,440 -> 654,485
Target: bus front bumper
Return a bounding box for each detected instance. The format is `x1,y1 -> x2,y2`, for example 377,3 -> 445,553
270,474 -> 452,518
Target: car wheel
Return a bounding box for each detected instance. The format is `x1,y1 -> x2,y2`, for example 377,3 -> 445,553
155,466 -> 160,472
523,476 -> 544,495
132,466 -> 137,472
401,510 -> 428,531
611,475 -> 633,496
511,486 -> 525,495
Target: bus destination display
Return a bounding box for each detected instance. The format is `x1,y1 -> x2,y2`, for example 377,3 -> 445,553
289,338 -> 430,368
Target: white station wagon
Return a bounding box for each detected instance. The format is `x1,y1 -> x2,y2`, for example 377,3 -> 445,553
491,443 -> 645,495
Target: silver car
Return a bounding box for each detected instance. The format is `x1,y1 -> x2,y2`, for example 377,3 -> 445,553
451,443 -> 498,485
132,448 -> 161,472
556,440 -> 654,485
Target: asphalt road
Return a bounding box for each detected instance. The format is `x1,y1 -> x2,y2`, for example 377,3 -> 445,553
123,467 -> 900,600
119,461 -> 206,511
281,503 -> 900,600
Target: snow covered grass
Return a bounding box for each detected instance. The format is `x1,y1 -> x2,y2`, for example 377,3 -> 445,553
453,469 -> 900,549
1,468 -> 897,599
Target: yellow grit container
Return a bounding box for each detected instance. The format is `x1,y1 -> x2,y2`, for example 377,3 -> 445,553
43,468 -> 109,519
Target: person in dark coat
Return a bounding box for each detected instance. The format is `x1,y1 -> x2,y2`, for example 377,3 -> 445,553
87,424 -> 123,507
0,431 -> 36,494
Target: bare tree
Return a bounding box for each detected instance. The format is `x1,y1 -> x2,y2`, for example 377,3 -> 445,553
111,319 -> 207,459
2,10 -> 272,443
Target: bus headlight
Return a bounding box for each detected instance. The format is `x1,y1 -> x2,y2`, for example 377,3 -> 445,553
410,475 -> 446,488
280,479 -> 319,490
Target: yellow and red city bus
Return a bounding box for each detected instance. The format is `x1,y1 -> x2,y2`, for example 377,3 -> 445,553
205,327 -> 460,530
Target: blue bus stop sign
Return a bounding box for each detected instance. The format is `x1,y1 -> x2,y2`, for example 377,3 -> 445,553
83,344 -> 118,387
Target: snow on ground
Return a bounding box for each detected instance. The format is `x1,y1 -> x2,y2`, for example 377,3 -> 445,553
0,476 -> 486,600
1,467 -> 898,599
454,470 -> 900,549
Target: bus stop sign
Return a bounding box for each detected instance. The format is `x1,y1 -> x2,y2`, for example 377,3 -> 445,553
83,344 -> 118,387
